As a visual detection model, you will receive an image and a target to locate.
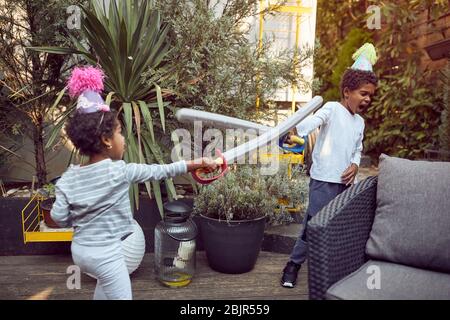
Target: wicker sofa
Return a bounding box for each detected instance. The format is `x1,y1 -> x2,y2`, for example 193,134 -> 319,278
307,155 -> 450,300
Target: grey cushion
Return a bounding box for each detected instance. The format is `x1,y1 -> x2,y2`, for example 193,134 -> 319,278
326,260 -> 450,300
365,154 -> 450,272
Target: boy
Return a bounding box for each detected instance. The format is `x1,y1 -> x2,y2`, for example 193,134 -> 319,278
281,43 -> 378,288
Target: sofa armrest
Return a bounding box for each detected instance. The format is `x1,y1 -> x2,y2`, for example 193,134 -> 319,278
307,176 -> 378,300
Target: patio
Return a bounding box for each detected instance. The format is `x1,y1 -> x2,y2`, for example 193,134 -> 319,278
0,0 -> 448,303
0,251 -> 308,300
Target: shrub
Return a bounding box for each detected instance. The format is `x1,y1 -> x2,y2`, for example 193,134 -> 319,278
193,163 -> 309,224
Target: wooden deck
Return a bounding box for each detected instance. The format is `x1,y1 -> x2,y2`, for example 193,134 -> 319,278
0,251 -> 308,300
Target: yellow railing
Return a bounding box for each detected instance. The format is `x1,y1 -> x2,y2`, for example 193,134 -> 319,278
21,193 -> 73,243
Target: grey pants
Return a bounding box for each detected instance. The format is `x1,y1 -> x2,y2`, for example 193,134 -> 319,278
289,178 -> 349,265
71,240 -> 132,300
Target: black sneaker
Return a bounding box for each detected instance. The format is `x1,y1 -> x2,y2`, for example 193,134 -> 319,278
281,261 -> 301,288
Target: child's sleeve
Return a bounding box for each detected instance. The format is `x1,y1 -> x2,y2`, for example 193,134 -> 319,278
50,185 -> 72,228
124,160 -> 188,184
350,124 -> 365,166
295,102 -> 334,136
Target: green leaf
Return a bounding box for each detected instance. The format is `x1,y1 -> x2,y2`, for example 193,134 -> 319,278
67,34 -> 97,63
118,19 -> 129,98
132,182 -> 139,211
105,92 -> 115,106
48,87 -> 67,114
123,102 -> 133,139
129,0 -> 149,60
67,148 -> 79,168
141,137 -> 153,199
164,178 -> 178,201
416,132 -> 426,140
151,180 -> 164,218
45,105 -> 75,149
45,117 -> 67,150
124,134 -> 141,210
26,46 -> 85,55
138,100 -> 155,143
154,83 -> 165,133
142,134 -> 164,164
131,101 -> 143,163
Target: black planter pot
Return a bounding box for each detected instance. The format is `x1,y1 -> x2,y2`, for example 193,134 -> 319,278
199,214 -> 266,274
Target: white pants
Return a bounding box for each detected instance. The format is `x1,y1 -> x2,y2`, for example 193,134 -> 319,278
71,240 -> 132,300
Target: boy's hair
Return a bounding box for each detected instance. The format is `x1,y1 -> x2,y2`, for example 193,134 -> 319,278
340,68 -> 378,98
65,110 -> 118,156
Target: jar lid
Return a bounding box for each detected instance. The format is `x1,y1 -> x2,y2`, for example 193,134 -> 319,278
163,200 -> 193,222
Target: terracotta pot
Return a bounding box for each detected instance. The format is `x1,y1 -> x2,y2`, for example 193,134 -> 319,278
40,198 -> 60,228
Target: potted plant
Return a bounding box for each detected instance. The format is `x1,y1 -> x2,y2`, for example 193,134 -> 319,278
40,182 -> 59,228
193,163 -> 308,274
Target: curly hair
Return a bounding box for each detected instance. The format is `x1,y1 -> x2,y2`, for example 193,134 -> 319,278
65,110 -> 119,156
340,68 -> 378,98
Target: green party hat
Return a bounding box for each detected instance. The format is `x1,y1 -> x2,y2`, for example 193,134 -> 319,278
351,43 -> 378,72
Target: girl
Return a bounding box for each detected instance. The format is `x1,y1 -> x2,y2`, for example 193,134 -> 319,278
51,66 -> 217,299
281,43 -> 378,288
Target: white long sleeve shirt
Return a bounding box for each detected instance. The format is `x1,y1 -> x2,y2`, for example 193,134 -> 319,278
295,101 -> 365,184
50,159 -> 187,246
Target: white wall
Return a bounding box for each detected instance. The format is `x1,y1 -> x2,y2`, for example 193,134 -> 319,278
0,135 -> 73,184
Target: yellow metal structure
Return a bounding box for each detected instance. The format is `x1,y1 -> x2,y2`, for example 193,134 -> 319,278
260,152 -> 304,179
257,1 -> 313,113
260,152 -> 305,213
21,193 -> 73,243
268,5 -> 312,14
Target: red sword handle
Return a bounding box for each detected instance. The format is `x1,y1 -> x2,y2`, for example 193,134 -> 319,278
191,150 -> 228,185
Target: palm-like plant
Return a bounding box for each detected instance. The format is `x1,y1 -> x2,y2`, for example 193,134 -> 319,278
30,0 -> 178,215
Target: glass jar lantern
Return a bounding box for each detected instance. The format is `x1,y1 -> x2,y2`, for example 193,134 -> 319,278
154,200 -> 197,288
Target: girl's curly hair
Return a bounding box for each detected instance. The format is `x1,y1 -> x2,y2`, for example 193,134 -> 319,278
65,110 -> 118,157
340,68 -> 378,98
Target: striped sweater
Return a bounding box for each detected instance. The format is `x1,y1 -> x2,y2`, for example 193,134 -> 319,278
50,159 -> 187,246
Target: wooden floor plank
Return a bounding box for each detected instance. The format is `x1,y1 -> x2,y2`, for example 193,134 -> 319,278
0,251 -> 308,300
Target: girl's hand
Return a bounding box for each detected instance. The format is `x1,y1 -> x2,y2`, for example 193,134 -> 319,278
341,163 -> 359,186
186,157 -> 219,173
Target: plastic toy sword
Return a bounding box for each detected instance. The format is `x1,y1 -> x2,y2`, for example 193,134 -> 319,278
176,96 -> 323,184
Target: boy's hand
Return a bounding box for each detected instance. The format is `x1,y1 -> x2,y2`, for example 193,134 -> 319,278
285,132 -> 293,144
284,129 -> 296,144
341,163 -> 358,186
186,157 -> 219,173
